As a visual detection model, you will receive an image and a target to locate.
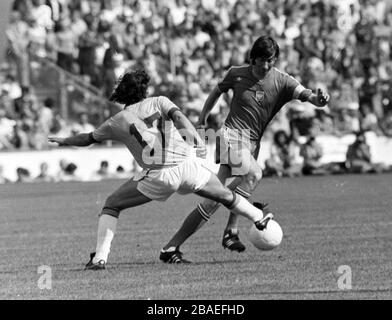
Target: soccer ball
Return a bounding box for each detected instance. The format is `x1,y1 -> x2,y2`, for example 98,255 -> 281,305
248,219 -> 283,250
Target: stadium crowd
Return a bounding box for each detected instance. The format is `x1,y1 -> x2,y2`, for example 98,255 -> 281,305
1,0 -> 392,181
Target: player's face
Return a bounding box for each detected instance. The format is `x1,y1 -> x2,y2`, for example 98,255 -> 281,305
252,55 -> 276,77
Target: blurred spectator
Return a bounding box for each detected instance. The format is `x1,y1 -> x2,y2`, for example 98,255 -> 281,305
287,102 -> 316,137
359,102 -> 382,134
54,19 -> 77,72
71,113 -> 95,134
264,130 -> 303,177
0,164 -> 11,184
1,74 -> 22,100
50,112 -> 72,136
38,97 -> 55,134
13,85 -> 36,117
0,108 -> 15,150
16,167 -> 32,183
77,25 -> 100,84
31,0 -> 53,30
69,10 -> 88,39
345,131 -> 384,173
91,160 -> 112,180
299,131 -> 345,175
10,119 -> 30,149
312,109 -> 336,135
56,160 -> 80,182
300,134 -> 325,175
62,162 -> 79,181
380,110 -> 392,137
25,14 -> 47,58
186,109 -> 200,126
334,109 -> 361,136
6,11 -> 30,87
113,165 -> 128,179
35,162 -> 55,182
102,34 -> 123,98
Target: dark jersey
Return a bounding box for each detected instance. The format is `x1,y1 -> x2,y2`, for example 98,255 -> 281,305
218,66 -> 307,141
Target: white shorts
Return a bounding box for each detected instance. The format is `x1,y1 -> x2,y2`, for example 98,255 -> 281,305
135,157 -> 213,201
216,126 -> 260,176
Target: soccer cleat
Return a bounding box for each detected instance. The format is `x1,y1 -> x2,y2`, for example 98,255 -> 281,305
84,252 -> 106,270
254,202 -> 274,231
222,229 -> 246,252
159,247 -> 191,264
253,202 -> 270,212
254,213 -> 274,231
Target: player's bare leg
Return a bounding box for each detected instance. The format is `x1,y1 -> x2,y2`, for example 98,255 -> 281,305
217,141 -> 263,252
224,155 -> 263,241
160,169 -> 272,263
161,165 -> 231,253
194,174 -> 267,223
86,179 -> 151,270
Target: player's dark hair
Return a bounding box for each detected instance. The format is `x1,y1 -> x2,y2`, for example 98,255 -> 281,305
249,36 -> 280,64
109,70 -> 150,106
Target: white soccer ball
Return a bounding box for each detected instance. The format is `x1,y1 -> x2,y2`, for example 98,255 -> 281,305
248,219 -> 283,250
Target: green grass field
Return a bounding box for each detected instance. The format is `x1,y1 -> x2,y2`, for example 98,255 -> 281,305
1,173 -> 391,299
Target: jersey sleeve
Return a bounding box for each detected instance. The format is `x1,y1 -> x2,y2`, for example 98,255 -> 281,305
281,73 -> 311,101
158,96 -> 181,119
217,67 -> 235,93
92,118 -> 114,142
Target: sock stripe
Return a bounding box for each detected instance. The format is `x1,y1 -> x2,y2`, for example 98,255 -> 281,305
234,187 -> 251,199
197,204 -> 210,221
101,207 -> 120,218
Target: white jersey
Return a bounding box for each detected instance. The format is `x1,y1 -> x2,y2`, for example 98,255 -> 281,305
92,96 -> 194,170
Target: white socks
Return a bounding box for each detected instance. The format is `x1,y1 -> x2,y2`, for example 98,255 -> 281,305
93,215 -> 118,263
230,194 -> 264,222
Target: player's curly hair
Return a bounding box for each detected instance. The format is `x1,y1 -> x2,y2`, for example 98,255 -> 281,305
109,70 -> 150,106
249,36 -> 280,64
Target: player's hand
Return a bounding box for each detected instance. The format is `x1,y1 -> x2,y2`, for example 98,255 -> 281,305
48,137 -> 67,146
196,119 -> 207,130
317,88 -> 330,107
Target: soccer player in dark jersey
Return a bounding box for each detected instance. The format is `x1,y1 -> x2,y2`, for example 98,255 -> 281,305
160,36 -> 330,261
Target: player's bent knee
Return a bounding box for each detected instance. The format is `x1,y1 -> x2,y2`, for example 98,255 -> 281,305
222,190 -> 239,210
217,189 -> 235,207
102,195 -> 123,217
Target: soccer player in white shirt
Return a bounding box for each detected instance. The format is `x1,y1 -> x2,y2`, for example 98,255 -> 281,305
49,70 -> 273,269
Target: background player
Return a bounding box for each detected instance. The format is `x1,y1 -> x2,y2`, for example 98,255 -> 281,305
161,35 -> 330,258
48,70 -> 273,269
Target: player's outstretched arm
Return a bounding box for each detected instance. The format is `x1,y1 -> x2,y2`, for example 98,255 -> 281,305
306,88 -> 330,108
197,86 -> 222,127
48,133 -> 96,147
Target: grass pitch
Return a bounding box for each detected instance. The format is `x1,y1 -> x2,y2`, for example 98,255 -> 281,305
1,173 -> 391,299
